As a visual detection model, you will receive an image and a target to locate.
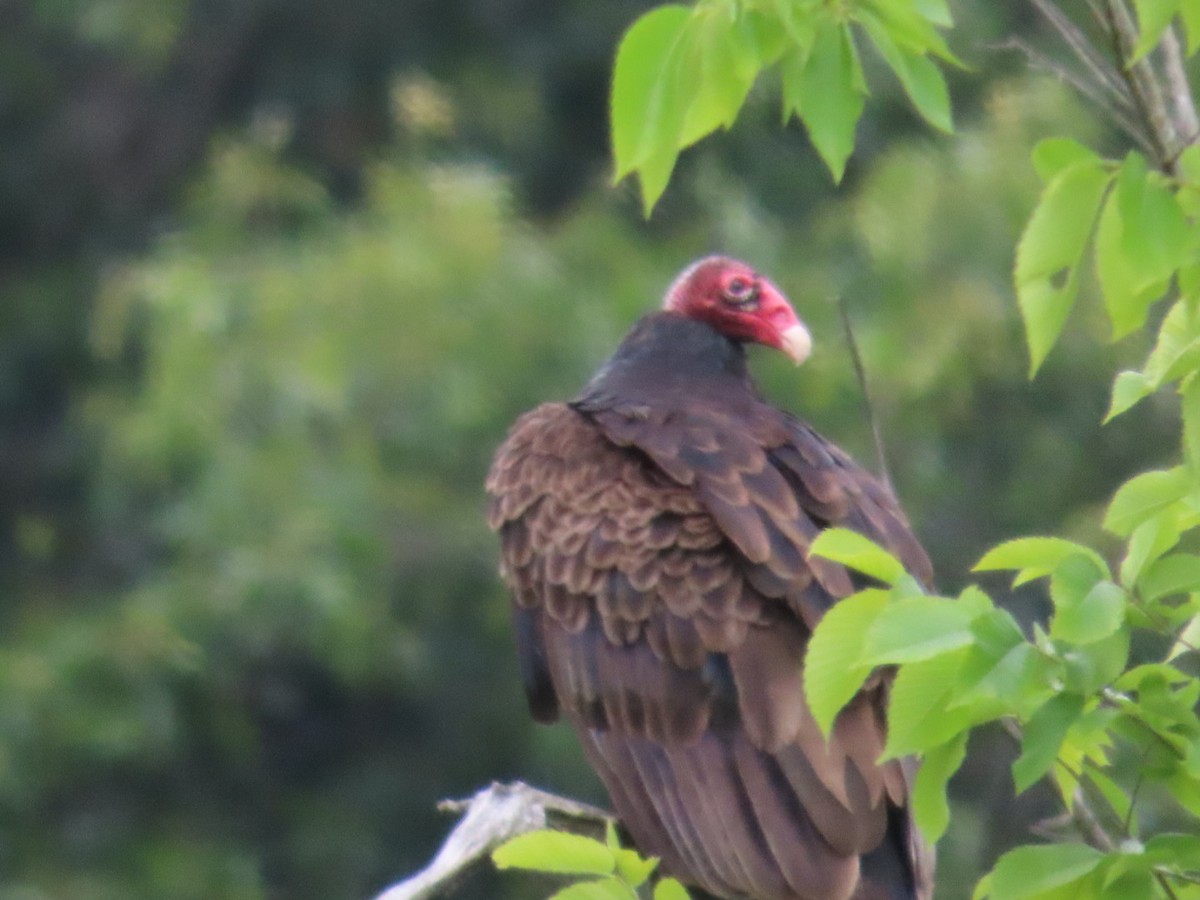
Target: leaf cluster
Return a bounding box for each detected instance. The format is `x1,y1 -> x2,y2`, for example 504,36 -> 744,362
492,825 -> 692,900
611,0 -> 958,214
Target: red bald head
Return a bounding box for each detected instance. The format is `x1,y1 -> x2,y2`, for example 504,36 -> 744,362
662,256 -> 811,364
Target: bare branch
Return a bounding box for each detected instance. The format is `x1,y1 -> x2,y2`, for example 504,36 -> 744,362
837,298 -> 893,497
993,36 -> 1155,154
373,782 -> 614,900
1030,0 -> 1136,112
1160,24 -> 1200,150
1103,0 -> 1179,168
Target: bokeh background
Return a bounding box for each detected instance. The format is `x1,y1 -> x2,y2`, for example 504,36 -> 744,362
0,1 -> 1181,898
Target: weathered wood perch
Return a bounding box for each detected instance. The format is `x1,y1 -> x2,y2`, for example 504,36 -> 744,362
372,781 -> 615,900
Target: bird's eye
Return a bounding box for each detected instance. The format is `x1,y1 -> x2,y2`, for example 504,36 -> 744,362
723,277 -> 759,309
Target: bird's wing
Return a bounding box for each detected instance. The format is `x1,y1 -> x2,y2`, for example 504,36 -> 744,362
487,400 -> 931,900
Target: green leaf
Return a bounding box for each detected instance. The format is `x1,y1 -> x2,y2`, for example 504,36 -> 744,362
861,0 -> 960,63
1056,580 -> 1126,645
613,847 -> 658,888
809,527 -> 907,584
1143,832 -> 1200,869
952,608 -> 1056,717
914,0 -> 953,27
678,8 -> 762,146
653,879 -> 692,900
1131,0 -> 1183,61
1031,138 -> 1100,182
1115,153 -> 1192,293
1142,298 -> 1200,390
1095,188 -> 1168,341
1062,627 -> 1130,694
974,537 -> 1108,587
611,6 -> 690,178
912,730 -> 968,843
1103,466 -> 1192,536
1182,1 -> 1200,54
1105,370 -> 1153,421
1012,692 -> 1086,792
493,830 -> 616,875
550,878 -> 638,900
1139,553 -> 1200,602
1120,505 -> 1184,587
788,18 -> 866,182
885,648 -> 975,757
860,597 -> 977,666
987,843 -> 1104,898
859,11 -> 953,132
1014,159 -> 1113,374
804,588 -> 891,737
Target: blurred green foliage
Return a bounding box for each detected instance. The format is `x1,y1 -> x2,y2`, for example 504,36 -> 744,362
0,0 -> 1183,898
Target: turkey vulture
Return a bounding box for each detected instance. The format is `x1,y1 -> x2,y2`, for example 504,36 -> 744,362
486,257 -> 935,900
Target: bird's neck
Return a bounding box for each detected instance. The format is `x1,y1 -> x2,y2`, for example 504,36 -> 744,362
574,312 -> 757,409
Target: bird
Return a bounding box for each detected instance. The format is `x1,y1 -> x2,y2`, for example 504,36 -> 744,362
486,256 -> 935,900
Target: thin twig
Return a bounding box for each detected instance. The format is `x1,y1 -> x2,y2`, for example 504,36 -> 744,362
993,36 -> 1154,153
836,297 -> 893,496
1030,0 -> 1136,110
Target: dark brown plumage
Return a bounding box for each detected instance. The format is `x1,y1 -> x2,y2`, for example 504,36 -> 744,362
486,258 -> 935,900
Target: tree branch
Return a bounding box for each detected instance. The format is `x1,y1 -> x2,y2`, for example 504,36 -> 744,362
372,782 -> 614,900
1102,0 -> 1180,168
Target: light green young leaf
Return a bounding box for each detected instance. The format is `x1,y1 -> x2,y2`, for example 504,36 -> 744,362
914,0 -> 953,27
1115,153 -> 1193,291
987,842 -> 1104,898
1120,509 -> 1184,587
1012,692 -> 1086,792
1139,553 -> 1200,602
550,878 -> 638,900
861,0 -> 960,62
858,11 -> 953,132
789,18 -> 866,182
678,8 -> 761,146
860,597 -> 977,666
1061,627 -> 1130,694
1105,370 -> 1154,421
1056,580 -> 1126,645
884,648 -> 976,757
611,6 -> 691,181
1182,1 -> 1200,54
1094,188 -> 1168,340
951,607 -> 1055,717
493,830 -> 616,876
1014,159 -> 1113,374
974,536 -> 1108,586
653,878 -> 692,900
1143,832 -> 1200,869
1103,466 -> 1192,536
1141,298 -> 1200,390
1131,0 -> 1183,61
912,730 -> 968,843
613,846 -> 658,888
804,588 -> 891,737
1031,138 -> 1101,182
809,527 -> 907,584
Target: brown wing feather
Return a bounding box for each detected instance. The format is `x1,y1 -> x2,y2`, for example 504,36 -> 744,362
487,400 -> 932,900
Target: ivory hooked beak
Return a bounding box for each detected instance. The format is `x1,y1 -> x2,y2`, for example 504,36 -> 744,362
779,324 -> 812,365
